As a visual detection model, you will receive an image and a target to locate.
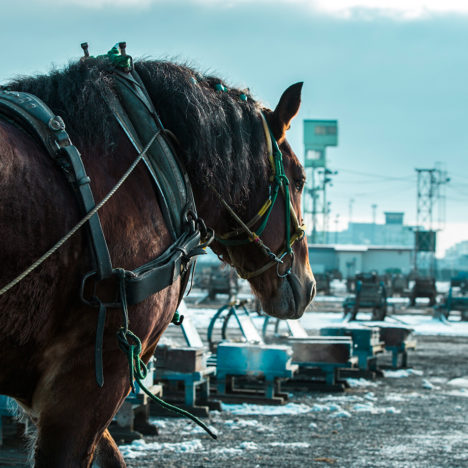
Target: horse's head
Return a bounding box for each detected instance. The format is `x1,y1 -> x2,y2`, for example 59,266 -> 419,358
210,82 -> 315,319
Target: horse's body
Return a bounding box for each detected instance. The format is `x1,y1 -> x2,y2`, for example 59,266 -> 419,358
0,57 -> 314,467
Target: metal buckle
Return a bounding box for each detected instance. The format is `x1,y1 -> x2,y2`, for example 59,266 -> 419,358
80,270 -> 122,308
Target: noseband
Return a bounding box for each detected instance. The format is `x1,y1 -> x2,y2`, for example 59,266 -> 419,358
212,113 -> 305,280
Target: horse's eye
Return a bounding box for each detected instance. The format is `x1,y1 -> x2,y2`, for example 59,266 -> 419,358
294,179 -> 305,192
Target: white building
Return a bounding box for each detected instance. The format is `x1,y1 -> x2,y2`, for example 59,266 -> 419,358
308,244 -> 413,277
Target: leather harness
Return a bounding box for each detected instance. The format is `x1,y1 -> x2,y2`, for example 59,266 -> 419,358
0,67 -> 210,386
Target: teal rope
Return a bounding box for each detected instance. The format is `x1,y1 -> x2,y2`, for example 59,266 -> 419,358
117,329 -> 217,440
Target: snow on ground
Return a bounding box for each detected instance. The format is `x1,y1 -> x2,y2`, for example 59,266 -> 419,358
120,438 -> 204,458
382,369 -> 423,378
221,399 -> 401,419
220,402 -> 312,416
183,294 -> 468,337
299,311 -> 468,336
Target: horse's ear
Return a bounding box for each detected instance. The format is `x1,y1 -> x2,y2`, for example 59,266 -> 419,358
270,82 -> 303,143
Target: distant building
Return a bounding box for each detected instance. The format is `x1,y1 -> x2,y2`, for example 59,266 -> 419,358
333,212 -> 414,247
308,244 -> 413,278
308,212 -> 418,276
445,240 -> 468,258
438,240 -> 468,274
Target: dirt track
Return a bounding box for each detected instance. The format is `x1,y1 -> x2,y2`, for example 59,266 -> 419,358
122,334 -> 468,468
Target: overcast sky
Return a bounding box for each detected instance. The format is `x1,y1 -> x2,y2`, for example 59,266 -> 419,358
1,0 -> 467,254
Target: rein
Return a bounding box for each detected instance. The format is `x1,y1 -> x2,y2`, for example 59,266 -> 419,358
213,113 -> 305,280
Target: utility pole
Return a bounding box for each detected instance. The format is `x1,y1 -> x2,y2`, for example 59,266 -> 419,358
348,198 -> 354,225
414,167 -> 450,276
334,214 -> 340,244
372,204 -> 378,244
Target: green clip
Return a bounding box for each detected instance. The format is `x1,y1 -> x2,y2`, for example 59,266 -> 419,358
172,310 -> 184,326
239,93 -> 247,101
214,83 -> 226,92
106,43 -> 132,71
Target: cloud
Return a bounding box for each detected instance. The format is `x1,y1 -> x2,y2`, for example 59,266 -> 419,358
311,0 -> 468,20
30,0 -> 468,19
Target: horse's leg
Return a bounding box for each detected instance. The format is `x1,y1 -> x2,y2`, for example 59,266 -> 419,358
34,401 -> 127,468
93,429 -> 126,468
32,369 -> 129,468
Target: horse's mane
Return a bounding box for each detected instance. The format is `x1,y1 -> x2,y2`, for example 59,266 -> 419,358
6,58 -> 269,204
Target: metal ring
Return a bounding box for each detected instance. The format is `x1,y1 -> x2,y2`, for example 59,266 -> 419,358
277,251 -> 294,278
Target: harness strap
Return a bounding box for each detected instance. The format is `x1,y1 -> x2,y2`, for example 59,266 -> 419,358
0,90 -> 113,280
59,144 -> 113,279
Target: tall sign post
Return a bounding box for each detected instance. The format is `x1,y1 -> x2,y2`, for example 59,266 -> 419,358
303,120 -> 338,243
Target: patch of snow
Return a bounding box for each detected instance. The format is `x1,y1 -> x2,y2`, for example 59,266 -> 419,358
346,378 -> 379,387
385,393 -> 406,402
210,447 -> 243,456
430,377 -> 449,384
299,310 -> 468,337
364,392 -> 377,401
407,392 -> 429,398
382,368 -> 423,378
311,403 -> 343,412
385,407 -> 399,414
221,402 -> 312,416
329,410 -> 352,418
443,389 -> 468,398
353,403 -> 375,412
309,422 -> 318,430
148,418 -> 168,429
447,377 -> 468,388
317,394 -> 364,403
224,419 -> 258,427
351,403 -> 400,415
422,379 -> 434,390
120,438 -> 204,458
223,419 -> 269,432
239,441 -> 258,450
269,442 -> 311,448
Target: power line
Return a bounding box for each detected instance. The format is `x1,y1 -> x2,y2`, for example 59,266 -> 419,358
337,168 -> 414,181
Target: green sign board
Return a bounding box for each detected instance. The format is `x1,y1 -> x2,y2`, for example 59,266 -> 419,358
415,230 -> 436,252
303,120 -> 338,168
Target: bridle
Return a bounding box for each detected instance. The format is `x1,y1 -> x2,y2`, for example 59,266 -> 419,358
212,112 -> 305,280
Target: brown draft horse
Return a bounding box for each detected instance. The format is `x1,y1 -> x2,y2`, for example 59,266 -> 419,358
0,56 -> 315,467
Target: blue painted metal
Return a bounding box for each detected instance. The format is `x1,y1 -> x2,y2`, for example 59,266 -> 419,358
215,342 -> 297,399
208,301 -> 297,400
0,395 -> 16,445
438,286 -> 468,320
320,325 -> 384,370
155,368 -> 214,407
262,317 -> 357,386
378,324 -> 416,369
207,301 -> 262,351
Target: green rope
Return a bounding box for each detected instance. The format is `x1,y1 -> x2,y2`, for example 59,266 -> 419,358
105,44 -> 132,70
117,329 -> 217,440
171,310 -> 184,325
